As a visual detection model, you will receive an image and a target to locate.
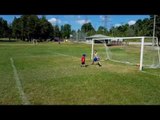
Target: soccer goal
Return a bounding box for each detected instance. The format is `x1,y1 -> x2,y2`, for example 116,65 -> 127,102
91,36 -> 160,71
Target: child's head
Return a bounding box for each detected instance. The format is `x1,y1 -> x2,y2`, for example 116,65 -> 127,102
83,54 -> 86,57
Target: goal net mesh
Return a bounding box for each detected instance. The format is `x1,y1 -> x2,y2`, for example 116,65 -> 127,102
93,37 -> 160,69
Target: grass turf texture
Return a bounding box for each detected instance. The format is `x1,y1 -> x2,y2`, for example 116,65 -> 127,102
0,41 -> 160,105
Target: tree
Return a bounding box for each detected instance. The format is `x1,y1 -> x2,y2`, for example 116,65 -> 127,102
39,16 -> 53,41
26,15 -> 40,41
12,15 -> 54,42
7,23 -> 12,40
81,22 -> 95,36
133,18 -> 151,36
54,25 -> 61,38
12,17 -> 23,40
70,30 -> 76,40
21,15 -> 31,41
62,24 -> 71,39
97,26 -> 107,35
0,17 -> 9,38
61,25 -> 64,38
87,29 -> 96,36
126,26 -> 135,36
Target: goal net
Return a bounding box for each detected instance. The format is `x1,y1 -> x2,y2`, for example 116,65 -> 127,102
91,36 -> 160,70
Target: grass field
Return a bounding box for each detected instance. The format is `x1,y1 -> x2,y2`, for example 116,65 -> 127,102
0,41 -> 160,105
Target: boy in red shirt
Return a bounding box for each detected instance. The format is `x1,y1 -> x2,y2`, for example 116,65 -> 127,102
81,54 -> 87,67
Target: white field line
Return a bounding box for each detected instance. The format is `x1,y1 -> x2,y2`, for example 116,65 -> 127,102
141,71 -> 160,77
55,52 -> 92,61
55,52 -> 78,58
10,57 -> 30,105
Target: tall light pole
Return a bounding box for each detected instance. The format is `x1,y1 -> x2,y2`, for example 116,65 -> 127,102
110,24 -> 114,36
102,15 -> 110,31
153,15 -> 157,45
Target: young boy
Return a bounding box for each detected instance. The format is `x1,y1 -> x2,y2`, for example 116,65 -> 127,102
81,54 -> 88,67
91,50 -> 102,67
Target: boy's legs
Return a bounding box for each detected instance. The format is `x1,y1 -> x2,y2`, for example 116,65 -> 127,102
98,62 -> 102,66
91,61 -> 94,65
91,57 -> 97,65
81,62 -> 85,67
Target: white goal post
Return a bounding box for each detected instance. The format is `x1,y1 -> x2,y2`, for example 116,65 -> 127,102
91,36 -> 160,71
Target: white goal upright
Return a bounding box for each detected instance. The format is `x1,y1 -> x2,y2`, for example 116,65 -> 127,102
91,36 -> 160,71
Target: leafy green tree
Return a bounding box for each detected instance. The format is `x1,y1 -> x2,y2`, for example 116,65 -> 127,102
12,17 -> 23,40
61,25 -> 64,38
97,26 -> 107,35
87,29 -> 96,36
39,16 -> 53,41
7,23 -> 12,40
62,24 -> 71,39
26,15 -> 40,41
54,25 -> 61,38
0,17 -> 9,38
70,30 -> 76,40
21,15 -> 31,41
81,22 -> 95,36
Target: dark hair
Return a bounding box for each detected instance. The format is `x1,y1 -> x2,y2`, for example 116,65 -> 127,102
83,54 -> 86,56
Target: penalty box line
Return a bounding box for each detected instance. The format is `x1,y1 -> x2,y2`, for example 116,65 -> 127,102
55,52 -> 79,59
10,57 -> 30,105
55,52 -> 91,61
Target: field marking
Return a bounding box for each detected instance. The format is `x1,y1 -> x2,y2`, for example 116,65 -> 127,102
10,57 -> 30,105
55,52 -> 92,61
141,71 -> 160,77
55,52 -> 79,59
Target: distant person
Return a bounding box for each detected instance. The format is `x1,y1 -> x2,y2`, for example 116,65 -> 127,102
58,38 -> 61,44
81,54 -> 88,67
91,50 -> 102,67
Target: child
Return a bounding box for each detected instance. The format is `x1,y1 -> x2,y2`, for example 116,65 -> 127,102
81,54 -> 88,67
91,50 -> 102,67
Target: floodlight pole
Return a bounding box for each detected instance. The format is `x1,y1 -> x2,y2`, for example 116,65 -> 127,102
157,37 -> 160,64
152,15 -> 157,45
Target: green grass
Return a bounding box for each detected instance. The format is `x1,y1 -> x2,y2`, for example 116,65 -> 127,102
0,41 -> 160,105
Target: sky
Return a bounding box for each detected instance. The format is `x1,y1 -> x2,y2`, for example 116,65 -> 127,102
0,15 -> 149,31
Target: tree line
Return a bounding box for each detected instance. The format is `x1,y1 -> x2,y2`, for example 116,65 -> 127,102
0,15 -> 72,42
0,15 -> 159,44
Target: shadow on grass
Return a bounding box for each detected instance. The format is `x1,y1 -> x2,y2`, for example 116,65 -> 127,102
0,40 -> 16,42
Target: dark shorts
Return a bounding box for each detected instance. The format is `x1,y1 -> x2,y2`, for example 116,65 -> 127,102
82,62 -> 85,64
94,57 -> 98,62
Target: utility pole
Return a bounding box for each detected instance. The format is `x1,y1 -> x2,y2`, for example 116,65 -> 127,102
101,15 -> 111,35
153,15 -> 157,46
104,15 -> 108,29
85,15 -> 88,24
102,15 -> 111,30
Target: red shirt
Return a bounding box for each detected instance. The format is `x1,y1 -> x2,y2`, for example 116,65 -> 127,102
81,56 -> 85,63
